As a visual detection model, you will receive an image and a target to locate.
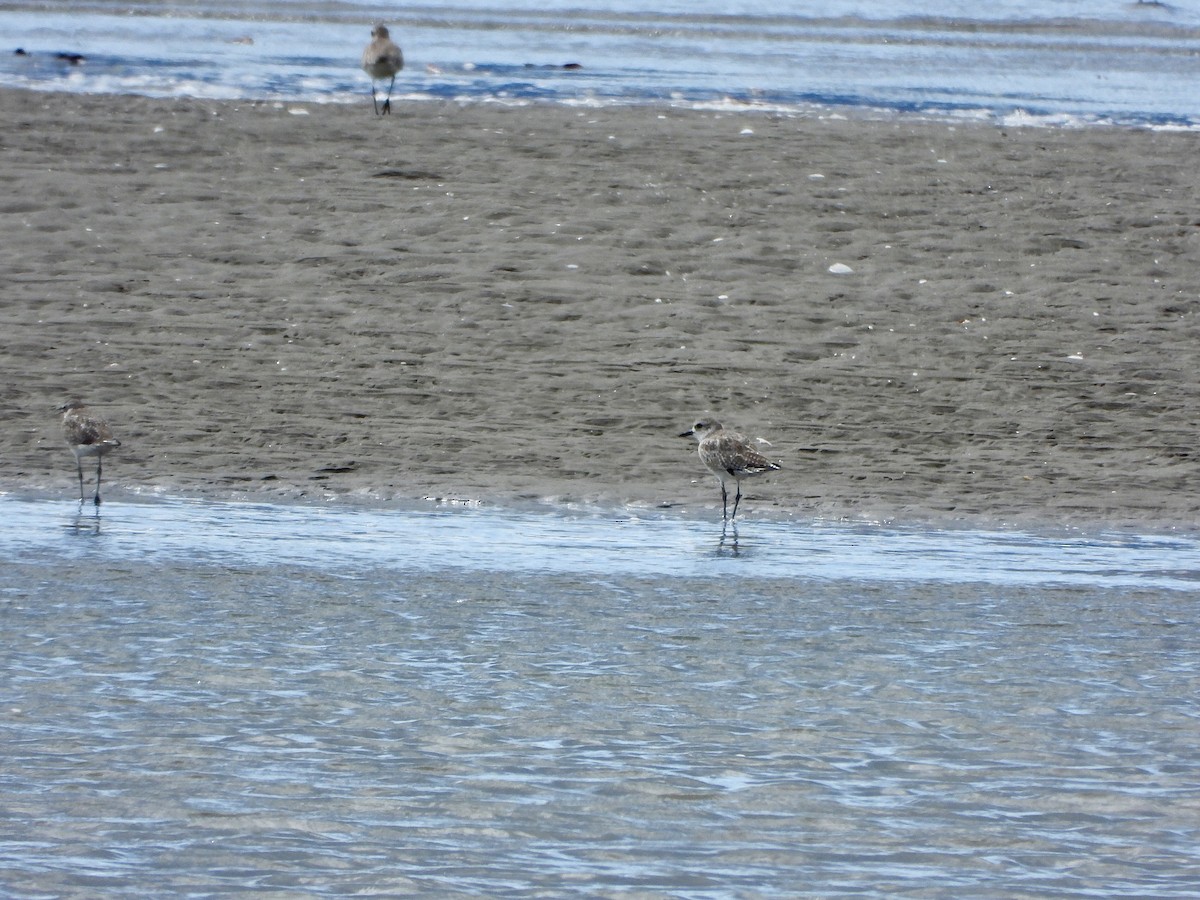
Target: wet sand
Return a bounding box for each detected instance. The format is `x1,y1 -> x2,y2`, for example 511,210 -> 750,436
2,87 -> 1198,529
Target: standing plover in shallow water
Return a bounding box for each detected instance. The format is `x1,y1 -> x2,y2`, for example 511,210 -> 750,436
59,400 -> 121,506
361,24 -> 404,115
681,420 -> 780,522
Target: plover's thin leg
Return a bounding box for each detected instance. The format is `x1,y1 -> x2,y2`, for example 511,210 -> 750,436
94,456 -> 103,506
720,481 -> 729,521
383,74 -> 395,114
76,458 -> 85,504
731,483 -> 743,521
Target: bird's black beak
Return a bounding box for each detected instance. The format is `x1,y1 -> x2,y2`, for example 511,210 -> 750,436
679,429 -> 694,438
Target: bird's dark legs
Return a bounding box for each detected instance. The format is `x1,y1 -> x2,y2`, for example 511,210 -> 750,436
730,483 -> 743,522
370,78 -> 395,115
94,457 -> 103,506
382,75 -> 395,114
75,458 -> 85,504
719,482 -> 728,522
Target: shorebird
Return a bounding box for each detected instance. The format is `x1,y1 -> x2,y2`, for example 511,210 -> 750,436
681,420 -> 781,522
361,24 -> 404,115
59,400 -> 121,506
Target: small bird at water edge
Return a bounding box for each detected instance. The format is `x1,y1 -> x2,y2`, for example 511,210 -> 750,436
361,24 -> 404,115
681,419 -> 781,522
59,399 -> 121,507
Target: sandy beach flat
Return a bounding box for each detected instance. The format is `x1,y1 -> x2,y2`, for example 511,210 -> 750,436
2,87 -> 1197,529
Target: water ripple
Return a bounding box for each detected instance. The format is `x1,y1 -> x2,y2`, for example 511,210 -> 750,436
3,495 -> 1198,590
2,493 -> 1198,896
2,0 -> 1199,125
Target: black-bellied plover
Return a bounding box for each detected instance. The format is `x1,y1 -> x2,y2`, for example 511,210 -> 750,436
361,24 -> 404,115
59,400 -> 121,506
681,420 -> 780,522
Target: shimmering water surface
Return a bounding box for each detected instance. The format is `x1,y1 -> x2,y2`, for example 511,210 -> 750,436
2,495 -> 1198,897
2,0 -> 1199,125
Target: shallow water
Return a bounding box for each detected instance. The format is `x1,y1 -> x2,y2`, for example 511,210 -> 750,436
4,495 -> 1200,588
2,495 -> 1199,896
2,0 -> 1199,125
